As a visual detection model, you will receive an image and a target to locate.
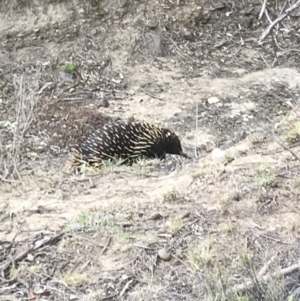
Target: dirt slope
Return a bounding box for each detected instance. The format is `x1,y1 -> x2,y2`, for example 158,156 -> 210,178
1,1 -> 300,300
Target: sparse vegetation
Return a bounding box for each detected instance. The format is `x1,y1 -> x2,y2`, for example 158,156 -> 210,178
290,178 -> 300,191
163,188 -> 180,202
0,202 -> 9,222
2,0 -> 300,300
82,289 -> 105,301
282,121 -> 300,143
70,210 -> 115,231
187,240 -> 213,270
222,151 -> 235,164
59,272 -> 87,287
248,133 -> 266,146
192,163 -> 214,180
168,216 -> 183,233
62,62 -> 77,73
9,263 -> 27,279
255,165 -> 276,188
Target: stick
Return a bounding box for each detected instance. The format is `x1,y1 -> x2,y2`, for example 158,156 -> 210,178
229,262 -> 300,294
259,0 -> 300,42
0,232 -> 65,273
259,0 -> 268,20
257,254 -> 277,278
195,101 -> 199,159
273,135 -> 300,161
100,237 -> 111,255
119,278 -> 135,296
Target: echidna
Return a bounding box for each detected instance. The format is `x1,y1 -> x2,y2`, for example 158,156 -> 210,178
65,121 -> 188,172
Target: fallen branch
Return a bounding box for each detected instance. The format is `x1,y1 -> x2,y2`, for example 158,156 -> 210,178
259,0 -> 300,42
273,135 -> 300,161
0,232 -> 65,275
229,261 -> 300,294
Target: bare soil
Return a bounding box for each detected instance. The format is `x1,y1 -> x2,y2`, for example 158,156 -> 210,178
1,1 -> 300,300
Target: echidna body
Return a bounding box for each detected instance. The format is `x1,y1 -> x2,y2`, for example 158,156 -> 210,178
65,121 -> 187,171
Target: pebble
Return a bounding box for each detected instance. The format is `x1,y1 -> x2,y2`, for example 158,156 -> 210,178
26,253 -> 35,262
231,192 -> 241,201
150,213 -> 163,220
147,20 -> 158,30
211,148 -> 226,160
98,98 -> 109,108
207,96 -> 221,104
158,248 -> 172,261
183,30 -> 194,41
181,212 -> 191,219
59,71 -> 74,81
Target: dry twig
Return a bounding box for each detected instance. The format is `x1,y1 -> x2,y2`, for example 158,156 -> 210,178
0,232 -> 65,274
259,0 -> 300,42
259,0 -> 268,20
229,261 -> 300,294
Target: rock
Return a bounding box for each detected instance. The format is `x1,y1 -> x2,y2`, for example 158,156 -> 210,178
158,248 -> 172,261
211,2 -> 225,10
183,30 -> 194,41
211,148 -> 226,160
145,32 -> 167,57
59,71 -> 74,81
112,78 -> 122,84
181,212 -> 191,219
207,96 -> 221,104
231,192 -> 241,201
26,253 -> 35,262
147,20 -> 158,30
98,98 -> 109,108
150,213 -> 163,220
91,28 -> 98,35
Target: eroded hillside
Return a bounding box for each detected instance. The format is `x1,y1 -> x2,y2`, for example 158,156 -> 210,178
1,1 -> 300,300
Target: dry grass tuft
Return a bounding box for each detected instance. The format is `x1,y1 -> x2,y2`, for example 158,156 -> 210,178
0,67 -> 41,183
59,272 -> 87,287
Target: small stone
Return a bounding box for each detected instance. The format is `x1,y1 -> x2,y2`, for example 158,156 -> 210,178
98,98 -> 109,108
91,28 -> 98,35
207,96 -> 221,104
232,192 -> 240,201
181,212 -> 191,219
112,78 -> 121,84
147,20 -> 158,30
26,253 -> 35,262
158,249 -> 172,261
211,148 -> 226,160
211,2 -> 225,10
59,71 -> 74,81
183,30 -> 194,41
150,213 -> 163,220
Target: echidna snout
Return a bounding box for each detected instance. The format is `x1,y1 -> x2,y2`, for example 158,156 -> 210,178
164,130 -> 189,158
